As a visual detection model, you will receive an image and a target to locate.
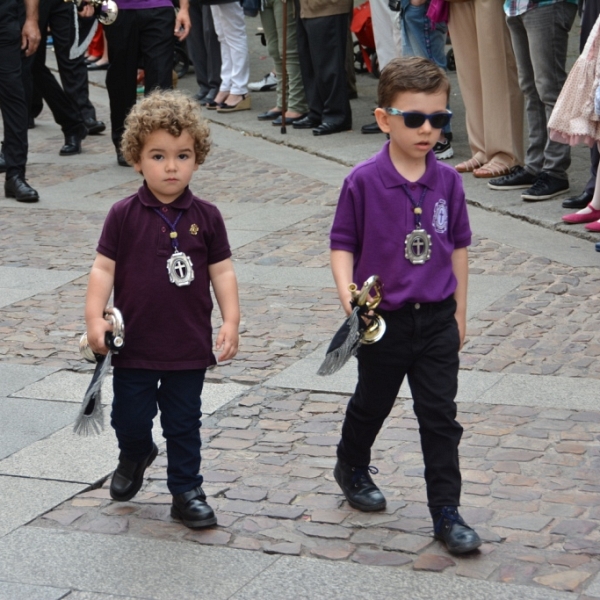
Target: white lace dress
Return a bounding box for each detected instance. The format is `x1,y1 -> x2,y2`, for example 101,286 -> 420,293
549,14 -> 600,147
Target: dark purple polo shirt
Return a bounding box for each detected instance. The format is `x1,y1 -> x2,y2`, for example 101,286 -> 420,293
97,183 -> 232,370
330,142 -> 472,311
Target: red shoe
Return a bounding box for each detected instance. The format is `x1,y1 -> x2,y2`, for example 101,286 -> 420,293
562,203 -> 600,224
584,220 -> 600,232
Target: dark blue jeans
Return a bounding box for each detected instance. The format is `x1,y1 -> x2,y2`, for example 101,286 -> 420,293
337,296 -> 463,507
112,368 -> 206,496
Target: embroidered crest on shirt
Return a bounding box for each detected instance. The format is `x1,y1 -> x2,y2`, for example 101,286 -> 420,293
433,199 -> 448,234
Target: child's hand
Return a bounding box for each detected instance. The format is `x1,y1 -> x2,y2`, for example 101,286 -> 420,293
86,317 -> 112,355
215,321 -> 239,362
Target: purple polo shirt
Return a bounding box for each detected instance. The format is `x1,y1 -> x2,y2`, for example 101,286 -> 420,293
97,183 -> 232,370
115,0 -> 174,10
330,142 -> 471,311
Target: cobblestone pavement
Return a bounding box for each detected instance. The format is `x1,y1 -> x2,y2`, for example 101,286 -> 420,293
4,105 -> 600,598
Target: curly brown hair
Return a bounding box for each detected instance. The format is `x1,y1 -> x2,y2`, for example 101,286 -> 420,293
120,90 -> 211,166
378,56 -> 450,109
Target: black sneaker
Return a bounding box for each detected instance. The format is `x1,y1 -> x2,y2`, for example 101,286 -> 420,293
521,172 -> 569,201
334,458 -> 386,512
433,138 -> 454,160
432,506 -> 482,555
487,166 -> 536,190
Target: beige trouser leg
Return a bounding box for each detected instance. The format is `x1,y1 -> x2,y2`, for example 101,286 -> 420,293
449,0 -> 524,167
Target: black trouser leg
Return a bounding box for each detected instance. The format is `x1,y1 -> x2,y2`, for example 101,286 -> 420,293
187,2 -> 221,95
138,7 -> 175,94
338,298 -> 462,507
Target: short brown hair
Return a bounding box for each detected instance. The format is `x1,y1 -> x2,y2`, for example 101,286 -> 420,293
378,56 -> 450,108
121,90 -> 211,166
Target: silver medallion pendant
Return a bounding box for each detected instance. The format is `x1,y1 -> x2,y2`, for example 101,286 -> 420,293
166,251 -> 195,286
405,229 -> 432,265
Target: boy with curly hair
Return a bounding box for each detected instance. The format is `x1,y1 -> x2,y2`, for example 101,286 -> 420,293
85,90 -> 239,529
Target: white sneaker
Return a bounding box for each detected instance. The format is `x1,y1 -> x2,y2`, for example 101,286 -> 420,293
248,72 -> 277,92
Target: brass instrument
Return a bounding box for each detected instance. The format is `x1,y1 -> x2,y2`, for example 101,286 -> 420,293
65,0 -> 118,25
79,306 -> 125,362
349,275 -> 386,344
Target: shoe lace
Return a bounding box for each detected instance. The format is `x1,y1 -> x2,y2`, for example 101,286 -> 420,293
433,506 -> 466,534
528,172 -> 550,192
351,465 -> 378,486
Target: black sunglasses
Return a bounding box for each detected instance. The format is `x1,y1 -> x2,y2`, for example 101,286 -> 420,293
385,108 -> 452,129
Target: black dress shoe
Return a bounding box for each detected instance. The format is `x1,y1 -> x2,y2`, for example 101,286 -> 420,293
60,133 -> 84,156
0,151 -> 6,174
313,121 -> 352,136
361,121 -> 383,134
110,443 -> 158,501
334,458 -> 386,512
292,115 -> 321,129
272,113 -> 307,126
171,486 -> 217,529
562,190 -> 593,209
432,507 -> 482,554
4,175 -> 39,203
257,109 -> 282,121
84,118 -> 106,135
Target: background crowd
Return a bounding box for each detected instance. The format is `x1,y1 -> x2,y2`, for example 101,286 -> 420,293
1,0 -> 599,237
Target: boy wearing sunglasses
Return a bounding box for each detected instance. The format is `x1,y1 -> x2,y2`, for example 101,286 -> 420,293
329,56 -> 480,554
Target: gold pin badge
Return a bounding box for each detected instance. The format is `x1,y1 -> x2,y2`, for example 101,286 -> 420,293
190,224 -> 199,235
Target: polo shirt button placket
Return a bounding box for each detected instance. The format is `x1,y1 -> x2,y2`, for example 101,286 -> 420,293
415,303 -> 420,310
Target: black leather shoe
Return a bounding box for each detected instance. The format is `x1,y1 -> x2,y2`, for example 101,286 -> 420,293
334,458 -> 386,511
171,486 -> 217,529
292,115 -> 321,129
257,109 -> 282,121
84,118 -> 106,135
117,153 -> 131,167
313,121 -> 352,136
109,443 -> 158,501
361,121 -> 383,134
0,151 -> 6,174
5,175 -> 39,203
562,190 -> 593,210
432,507 -> 482,554
59,133 -> 83,156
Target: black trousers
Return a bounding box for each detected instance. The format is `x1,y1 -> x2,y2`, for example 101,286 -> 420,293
112,367 -> 206,496
31,0 -> 84,136
187,1 -> 221,98
104,7 -> 175,150
0,0 -> 28,179
337,296 -> 463,508
295,4 -> 351,127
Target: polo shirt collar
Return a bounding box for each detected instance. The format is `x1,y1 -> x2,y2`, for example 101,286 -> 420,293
376,141 -> 439,190
137,181 -> 194,209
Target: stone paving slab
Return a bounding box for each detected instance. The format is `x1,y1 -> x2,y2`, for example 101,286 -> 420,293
0,364 -> 59,397
0,267 -> 85,309
0,397 -> 76,459
0,477 -> 85,537
0,528 -> 278,600
229,555 -> 577,600
0,581 -> 70,600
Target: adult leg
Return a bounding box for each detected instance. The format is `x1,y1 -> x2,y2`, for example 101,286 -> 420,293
104,9 -> 139,150
506,14 -> 544,176
371,0 -> 401,70
521,2 -> 575,180
187,0 -> 212,98
157,370 -> 206,495
138,7 -> 175,94
303,14 -> 351,127
210,4 -> 233,98
260,0 -> 282,109
476,0 -> 523,167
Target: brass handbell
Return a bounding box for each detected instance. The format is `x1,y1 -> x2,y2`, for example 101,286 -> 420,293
79,306 -> 125,362
65,0 -> 118,25
349,275 -> 386,344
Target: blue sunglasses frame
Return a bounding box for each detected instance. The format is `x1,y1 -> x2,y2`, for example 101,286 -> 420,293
384,108 -> 453,129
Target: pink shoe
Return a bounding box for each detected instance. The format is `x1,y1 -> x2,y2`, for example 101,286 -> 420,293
584,220 -> 600,232
562,203 -> 600,224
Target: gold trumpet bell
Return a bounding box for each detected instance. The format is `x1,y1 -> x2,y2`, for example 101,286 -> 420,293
361,313 -> 386,344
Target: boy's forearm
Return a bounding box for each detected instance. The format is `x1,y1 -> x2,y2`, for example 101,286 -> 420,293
331,249 -> 354,315
209,260 -> 240,326
85,256 -> 115,327
451,247 -> 468,317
